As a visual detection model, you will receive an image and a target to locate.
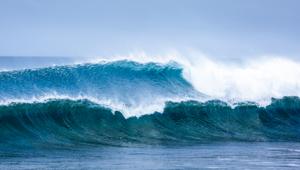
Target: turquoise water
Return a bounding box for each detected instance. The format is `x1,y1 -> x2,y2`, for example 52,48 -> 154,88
0,58 -> 300,169
1,98 -> 300,146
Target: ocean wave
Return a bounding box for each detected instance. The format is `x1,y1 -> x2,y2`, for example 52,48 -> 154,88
0,60 -> 204,117
83,54 -> 300,104
0,96 -> 299,147
1,58 -> 300,146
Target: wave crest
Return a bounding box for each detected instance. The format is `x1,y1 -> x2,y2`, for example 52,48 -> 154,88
1,96 -> 299,147
0,60 -> 203,117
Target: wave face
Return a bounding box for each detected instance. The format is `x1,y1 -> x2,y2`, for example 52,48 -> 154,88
0,97 -> 300,147
0,61 -> 198,99
0,60 -> 299,146
0,60 -> 202,117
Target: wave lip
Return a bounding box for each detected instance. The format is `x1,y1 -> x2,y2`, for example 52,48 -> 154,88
0,96 -> 299,147
0,60 -> 199,98
0,59 -> 299,147
0,60 -> 204,117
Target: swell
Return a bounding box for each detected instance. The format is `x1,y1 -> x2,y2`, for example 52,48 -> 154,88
0,96 -> 299,147
0,60 -> 205,117
0,60 -> 201,103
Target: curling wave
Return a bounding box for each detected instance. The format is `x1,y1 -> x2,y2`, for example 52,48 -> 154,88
0,59 -> 300,147
0,60 -> 203,117
0,96 -> 299,147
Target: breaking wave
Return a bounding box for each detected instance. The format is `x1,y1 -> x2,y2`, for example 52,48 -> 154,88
0,97 -> 299,147
0,59 -> 299,146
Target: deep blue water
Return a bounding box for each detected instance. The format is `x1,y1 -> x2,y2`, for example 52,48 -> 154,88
0,57 -> 299,169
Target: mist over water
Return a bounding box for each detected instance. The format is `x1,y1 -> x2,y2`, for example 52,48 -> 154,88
77,53 -> 300,105
2,0 -> 300,168
1,54 -> 300,112
0,55 -> 299,143
1,55 -> 300,169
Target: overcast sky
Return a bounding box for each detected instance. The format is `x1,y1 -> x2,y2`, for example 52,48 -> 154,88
0,0 -> 299,59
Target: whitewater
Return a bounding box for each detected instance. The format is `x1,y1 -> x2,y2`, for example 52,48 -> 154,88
0,55 -> 300,147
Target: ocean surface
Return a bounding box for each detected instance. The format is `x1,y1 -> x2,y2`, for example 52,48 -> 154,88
0,56 -> 300,169
1,142 -> 300,170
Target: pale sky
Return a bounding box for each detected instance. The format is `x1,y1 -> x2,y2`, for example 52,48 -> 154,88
0,0 -> 299,59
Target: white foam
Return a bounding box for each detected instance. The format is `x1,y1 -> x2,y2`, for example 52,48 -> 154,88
2,52 -> 300,111
87,52 -> 300,106
184,56 -> 300,105
0,92 -> 197,118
